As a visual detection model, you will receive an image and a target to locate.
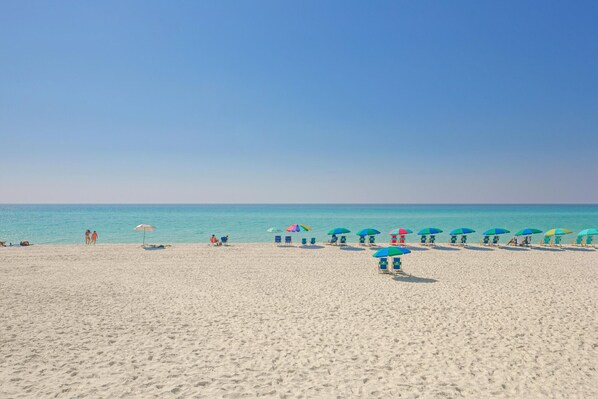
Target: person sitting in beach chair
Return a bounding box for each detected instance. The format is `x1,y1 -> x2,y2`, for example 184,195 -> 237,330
210,235 -> 221,246
481,236 -> 490,245
274,235 -> 282,244
0,241 -> 5,247
369,235 -> 376,245
460,235 -> 468,246
506,237 -> 516,246
449,235 -> 457,245
429,235 -> 436,246
492,236 -> 500,246
340,236 -> 347,246
310,237 -> 316,245
541,236 -> 551,246
391,257 -> 402,274
301,238 -> 307,245
420,235 -> 427,245
378,258 -> 389,274
285,236 -> 292,245
399,235 -> 405,245
359,236 -> 366,245
390,235 -> 398,246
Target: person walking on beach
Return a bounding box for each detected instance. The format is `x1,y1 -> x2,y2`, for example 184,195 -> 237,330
85,229 -> 91,245
91,231 -> 98,245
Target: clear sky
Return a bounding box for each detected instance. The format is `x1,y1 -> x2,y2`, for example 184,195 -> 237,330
1,0 -> 597,203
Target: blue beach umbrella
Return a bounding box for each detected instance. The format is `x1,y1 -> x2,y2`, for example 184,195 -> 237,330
514,228 -> 542,236
418,228 -> 443,235
372,247 -> 412,258
578,228 -> 598,236
449,228 -> 475,235
483,228 -> 510,236
357,228 -> 380,236
328,227 -> 351,235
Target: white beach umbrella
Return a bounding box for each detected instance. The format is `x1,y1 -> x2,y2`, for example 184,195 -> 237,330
134,224 -> 156,245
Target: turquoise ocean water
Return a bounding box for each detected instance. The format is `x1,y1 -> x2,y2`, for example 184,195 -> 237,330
0,204 -> 597,245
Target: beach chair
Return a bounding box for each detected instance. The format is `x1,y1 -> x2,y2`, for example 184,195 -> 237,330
274,235 -> 282,244
369,235 -> 376,245
301,238 -> 307,245
449,235 -> 457,245
359,236 -> 366,245
420,235 -> 427,245
340,236 -> 347,246
572,236 -> 583,246
553,236 -> 562,247
492,236 -> 500,246
391,257 -> 402,274
481,236 -> 490,245
378,258 -> 389,274
429,235 -> 436,246
221,236 -> 229,245
460,235 -> 467,246
399,235 -> 405,245
285,236 -> 292,245
390,235 -> 398,246
328,236 -> 338,245
541,236 -> 551,246
585,236 -> 594,247
310,237 -> 316,245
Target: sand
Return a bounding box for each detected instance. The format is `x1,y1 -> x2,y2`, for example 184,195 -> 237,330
1,243 -> 597,398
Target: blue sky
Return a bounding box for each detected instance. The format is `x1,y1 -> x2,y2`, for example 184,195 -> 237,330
1,0 -> 597,203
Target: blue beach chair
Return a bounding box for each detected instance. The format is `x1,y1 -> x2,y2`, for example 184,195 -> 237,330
301,238 -> 307,245
274,235 -> 282,244
492,236 -> 500,246
541,236 -> 551,246
369,235 -> 376,245
392,257 -> 402,274
285,236 -> 292,245
378,258 -> 389,274
586,236 -> 594,247
420,235 -> 427,245
554,236 -> 562,246
359,236 -> 366,245
221,236 -> 228,245
449,235 -> 457,245
429,235 -> 436,246
310,237 -> 316,245
481,236 -> 490,245
460,235 -> 467,246
340,236 -> 347,245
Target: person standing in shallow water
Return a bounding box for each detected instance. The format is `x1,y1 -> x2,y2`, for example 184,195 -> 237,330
85,229 -> 91,245
91,231 -> 98,245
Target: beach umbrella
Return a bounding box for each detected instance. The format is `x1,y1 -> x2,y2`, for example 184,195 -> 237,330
483,228 -> 510,236
328,227 -> 350,235
578,228 -> 598,236
417,228 -> 443,235
266,227 -> 283,233
545,228 -> 572,236
357,228 -> 381,236
372,246 -> 412,258
134,224 -> 156,245
286,224 -> 311,232
449,228 -> 475,235
388,228 -> 413,236
514,228 -> 542,236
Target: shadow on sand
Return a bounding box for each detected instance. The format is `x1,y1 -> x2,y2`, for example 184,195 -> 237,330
430,246 -> 460,251
532,246 -> 563,252
393,274 -> 438,283
401,246 -> 429,251
563,246 -> 596,252
339,246 -> 366,252
500,246 -> 530,251
463,245 -> 494,251
300,245 -> 324,250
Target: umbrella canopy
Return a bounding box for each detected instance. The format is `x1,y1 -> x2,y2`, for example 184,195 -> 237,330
388,228 -> 413,236
515,228 -> 542,236
449,228 -> 475,235
417,228 -> 443,236
372,246 -> 412,258
578,228 -> 598,236
545,228 -> 572,236
483,228 -> 510,236
286,224 -> 311,232
328,227 -> 351,235
266,227 -> 282,233
134,224 -> 156,245
357,228 -> 380,236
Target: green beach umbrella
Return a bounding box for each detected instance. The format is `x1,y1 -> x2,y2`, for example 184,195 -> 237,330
417,228 -> 443,235
266,227 -> 283,233
578,228 -> 598,236
514,228 -> 542,236
449,228 -> 475,235
372,246 -> 412,258
328,227 -> 351,235
357,228 -> 380,236
483,228 -> 510,236
545,228 -> 572,236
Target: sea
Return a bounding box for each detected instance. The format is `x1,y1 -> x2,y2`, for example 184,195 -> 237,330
0,204 -> 597,245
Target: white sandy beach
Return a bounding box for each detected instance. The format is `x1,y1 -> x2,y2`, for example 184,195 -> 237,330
1,243 -> 597,398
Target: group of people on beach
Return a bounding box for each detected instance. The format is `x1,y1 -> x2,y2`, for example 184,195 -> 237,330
85,229 -> 98,245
